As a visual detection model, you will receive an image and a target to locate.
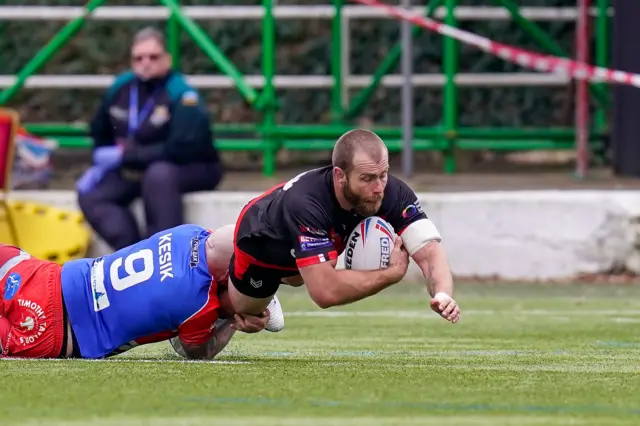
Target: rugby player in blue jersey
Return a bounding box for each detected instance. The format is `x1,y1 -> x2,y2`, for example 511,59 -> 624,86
0,224 -> 283,360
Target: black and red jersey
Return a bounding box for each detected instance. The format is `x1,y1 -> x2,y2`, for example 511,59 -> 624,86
235,166 -> 428,269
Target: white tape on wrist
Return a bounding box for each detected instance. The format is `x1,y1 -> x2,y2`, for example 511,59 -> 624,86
400,219 -> 442,256
433,292 -> 452,303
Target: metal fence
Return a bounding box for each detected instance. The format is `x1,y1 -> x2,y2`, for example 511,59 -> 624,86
0,1 -> 612,176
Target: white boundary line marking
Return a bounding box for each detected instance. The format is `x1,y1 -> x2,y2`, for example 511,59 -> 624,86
286,309 -> 640,317
0,358 -> 251,364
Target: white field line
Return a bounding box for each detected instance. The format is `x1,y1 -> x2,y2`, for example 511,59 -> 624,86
0,358 -> 250,364
286,309 -> 640,318
14,416 -> 575,426
396,363 -> 640,373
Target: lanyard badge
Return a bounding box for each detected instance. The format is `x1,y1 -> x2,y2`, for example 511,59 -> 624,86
128,82 -> 161,138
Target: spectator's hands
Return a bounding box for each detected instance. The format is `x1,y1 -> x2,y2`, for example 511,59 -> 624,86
76,166 -> 106,195
93,146 -> 123,170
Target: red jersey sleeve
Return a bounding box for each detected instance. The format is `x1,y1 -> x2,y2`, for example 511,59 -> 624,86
282,196 -> 337,268
177,280 -> 221,346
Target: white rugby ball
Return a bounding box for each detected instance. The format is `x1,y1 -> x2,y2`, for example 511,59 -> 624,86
343,217 -> 396,270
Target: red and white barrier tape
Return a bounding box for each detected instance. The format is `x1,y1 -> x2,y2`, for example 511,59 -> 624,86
351,0 -> 640,88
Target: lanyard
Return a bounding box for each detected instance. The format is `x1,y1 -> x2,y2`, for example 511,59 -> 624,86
128,82 -> 161,137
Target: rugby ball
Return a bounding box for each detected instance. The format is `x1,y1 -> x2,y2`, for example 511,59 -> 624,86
343,217 -> 396,270
169,336 -> 186,358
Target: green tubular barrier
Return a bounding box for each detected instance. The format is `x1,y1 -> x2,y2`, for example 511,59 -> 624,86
8,0 -> 610,176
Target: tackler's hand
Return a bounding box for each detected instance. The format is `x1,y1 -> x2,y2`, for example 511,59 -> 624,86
429,292 -> 460,324
231,309 -> 270,333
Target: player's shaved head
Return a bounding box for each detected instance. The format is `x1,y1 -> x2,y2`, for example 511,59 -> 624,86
332,129 -> 388,173
332,129 -> 388,216
206,224 -> 236,281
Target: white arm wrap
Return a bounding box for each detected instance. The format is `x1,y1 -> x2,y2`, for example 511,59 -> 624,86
400,219 -> 442,256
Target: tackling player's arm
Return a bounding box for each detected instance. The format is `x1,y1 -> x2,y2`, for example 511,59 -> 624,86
180,320 -> 234,360
176,282 -> 228,360
177,282 -> 270,359
385,177 -> 460,323
286,198 -> 409,309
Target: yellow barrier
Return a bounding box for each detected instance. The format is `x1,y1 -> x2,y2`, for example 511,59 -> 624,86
0,200 -> 91,264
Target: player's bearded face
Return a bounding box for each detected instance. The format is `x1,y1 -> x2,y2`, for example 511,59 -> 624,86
343,174 -> 384,216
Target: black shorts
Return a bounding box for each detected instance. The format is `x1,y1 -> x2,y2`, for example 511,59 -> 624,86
229,191 -> 300,299
229,236 -> 299,299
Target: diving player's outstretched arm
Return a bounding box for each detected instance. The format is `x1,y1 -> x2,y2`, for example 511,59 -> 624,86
410,242 -> 457,320
386,177 -> 459,323
299,236 -> 409,309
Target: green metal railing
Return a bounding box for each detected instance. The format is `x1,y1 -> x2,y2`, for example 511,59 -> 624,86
0,0 -> 610,176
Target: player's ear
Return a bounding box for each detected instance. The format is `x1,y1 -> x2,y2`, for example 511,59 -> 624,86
333,166 -> 346,184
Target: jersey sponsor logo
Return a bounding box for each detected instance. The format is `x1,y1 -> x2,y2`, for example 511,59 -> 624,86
91,258 -> 110,312
158,233 -> 174,282
379,237 -> 391,268
189,237 -> 199,268
329,228 -> 345,253
16,299 -> 47,346
298,225 -> 328,237
401,201 -> 424,220
298,235 -> 333,252
4,273 -> 21,301
344,231 -> 360,270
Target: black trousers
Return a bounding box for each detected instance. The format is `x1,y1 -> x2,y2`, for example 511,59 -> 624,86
78,161 -> 223,250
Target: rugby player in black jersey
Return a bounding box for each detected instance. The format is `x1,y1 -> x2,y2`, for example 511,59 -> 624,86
229,129 -> 459,331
